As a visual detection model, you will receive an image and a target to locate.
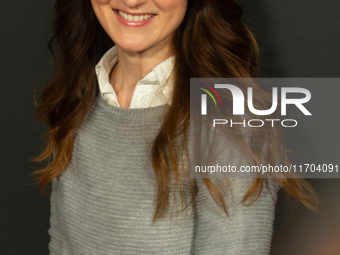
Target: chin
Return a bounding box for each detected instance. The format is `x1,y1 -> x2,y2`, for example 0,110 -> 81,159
115,38 -> 152,53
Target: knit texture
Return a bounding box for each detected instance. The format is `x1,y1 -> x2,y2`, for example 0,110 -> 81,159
48,95 -> 280,255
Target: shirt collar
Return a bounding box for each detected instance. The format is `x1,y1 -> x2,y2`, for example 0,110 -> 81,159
95,45 -> 175,106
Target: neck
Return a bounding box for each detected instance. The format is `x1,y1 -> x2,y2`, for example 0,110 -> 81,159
109,40 -> 173,94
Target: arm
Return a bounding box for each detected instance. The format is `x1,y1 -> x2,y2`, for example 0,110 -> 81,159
194,177 -> 280,255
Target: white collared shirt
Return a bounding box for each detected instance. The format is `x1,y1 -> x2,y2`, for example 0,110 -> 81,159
95,45 -> 175,108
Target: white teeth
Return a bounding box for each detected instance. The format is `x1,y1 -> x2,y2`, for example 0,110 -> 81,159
117,10 -> 153,22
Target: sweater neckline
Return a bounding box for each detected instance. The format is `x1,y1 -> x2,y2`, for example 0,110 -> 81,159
93,94 -> 170,120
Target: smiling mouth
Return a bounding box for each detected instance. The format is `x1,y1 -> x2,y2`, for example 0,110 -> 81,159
116,10 -> 156,22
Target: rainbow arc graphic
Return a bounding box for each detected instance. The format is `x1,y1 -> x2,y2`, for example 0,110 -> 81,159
197,82 -> 223,106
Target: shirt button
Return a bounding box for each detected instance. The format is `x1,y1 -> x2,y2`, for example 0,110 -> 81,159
106,98 -> 114,106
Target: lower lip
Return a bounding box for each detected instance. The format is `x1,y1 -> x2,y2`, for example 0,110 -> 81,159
114,10 -> 156,27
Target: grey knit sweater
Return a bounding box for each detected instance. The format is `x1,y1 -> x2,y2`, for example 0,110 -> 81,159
48,95 -> 280,255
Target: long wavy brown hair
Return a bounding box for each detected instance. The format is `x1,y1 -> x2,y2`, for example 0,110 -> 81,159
33,0 -> 318,222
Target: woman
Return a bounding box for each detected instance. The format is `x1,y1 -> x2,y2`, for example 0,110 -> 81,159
34,0 -> 317,254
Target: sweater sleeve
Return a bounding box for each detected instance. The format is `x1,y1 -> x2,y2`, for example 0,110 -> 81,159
194,177 -> 280,255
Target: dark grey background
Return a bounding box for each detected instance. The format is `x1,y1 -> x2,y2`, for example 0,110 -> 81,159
1,0 -> 339,254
